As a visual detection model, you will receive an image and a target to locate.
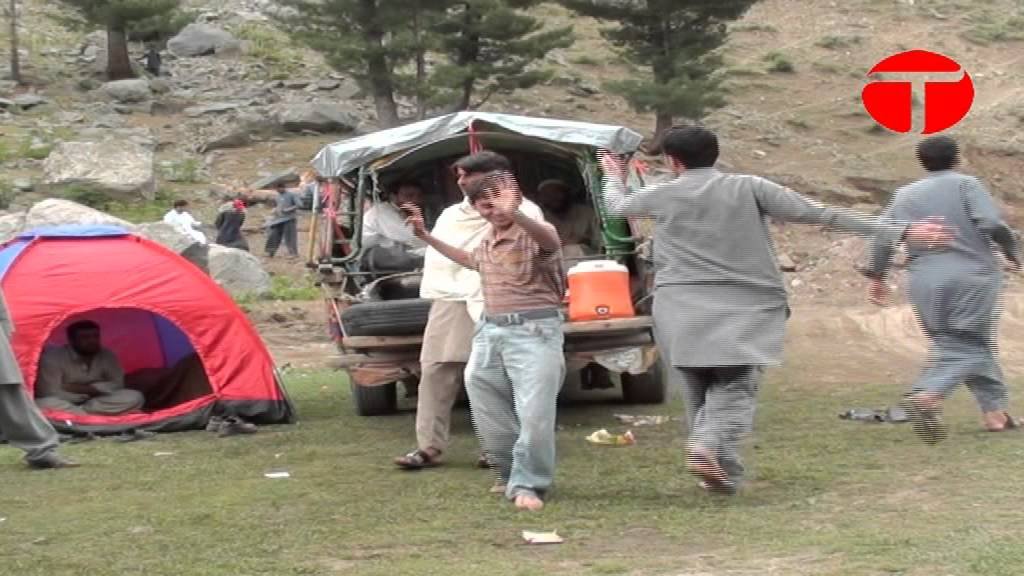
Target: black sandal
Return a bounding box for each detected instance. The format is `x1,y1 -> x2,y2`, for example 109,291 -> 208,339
394,449 -> 440,470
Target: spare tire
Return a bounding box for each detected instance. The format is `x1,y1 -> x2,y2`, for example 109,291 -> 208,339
341,298 -> 433,337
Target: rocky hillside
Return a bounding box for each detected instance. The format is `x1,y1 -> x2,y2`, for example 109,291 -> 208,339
1,0 -> 1022,304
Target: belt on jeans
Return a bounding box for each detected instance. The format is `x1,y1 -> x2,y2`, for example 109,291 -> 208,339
483,308 -> 564,326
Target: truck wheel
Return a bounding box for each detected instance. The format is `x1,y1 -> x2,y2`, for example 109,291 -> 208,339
351,380 -> 398,416
621,364 -> 666,404
341,299 -> 432,337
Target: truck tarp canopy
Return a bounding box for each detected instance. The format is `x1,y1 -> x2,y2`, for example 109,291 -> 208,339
311,111 -> 644,177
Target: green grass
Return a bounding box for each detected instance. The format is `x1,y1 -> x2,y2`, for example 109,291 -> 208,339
160,158 -> 205,184
811,61 -> 842,75
107,196 -> 172,223
962,12 -> 1024,44
571,55 -> 602,67
0,180 -> 12,210
764,51 -> 796,74
58,187 -> 170,223
732,23 -> 778,33
3,366 -> 1023,576
815,35 -> 863,50
234,22 -> 306,80
55,184 -> 115,211
0,134 -> 55,163
237,274 -> 322,305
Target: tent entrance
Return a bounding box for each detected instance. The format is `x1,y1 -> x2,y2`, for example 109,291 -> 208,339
39,308 -> 214,414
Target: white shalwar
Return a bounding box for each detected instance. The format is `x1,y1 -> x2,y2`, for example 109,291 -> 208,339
163,210 -> 207,244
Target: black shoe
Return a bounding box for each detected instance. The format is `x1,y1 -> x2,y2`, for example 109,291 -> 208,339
218,416 -> 258,437
113,429 -> 157,443
27,452 -> 80,470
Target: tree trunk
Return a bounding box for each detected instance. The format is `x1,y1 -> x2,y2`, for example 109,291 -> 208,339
413,4 -> 427,120
455,3 -> 479,111
649,111 -> 674,153
360,0 -> 400,127
106,26 -> 135,80
7,0 -> 20,84
646,22 -> 674,154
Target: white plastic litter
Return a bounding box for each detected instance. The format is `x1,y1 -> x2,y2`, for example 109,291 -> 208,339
522,530 -> 564,545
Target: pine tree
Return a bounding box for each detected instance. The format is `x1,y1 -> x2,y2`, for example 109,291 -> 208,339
55,0 -> 182,80
278,0 -> 573,126
430,1 -> 573,111
276,0 -> 412,127
560,0 -> 758,147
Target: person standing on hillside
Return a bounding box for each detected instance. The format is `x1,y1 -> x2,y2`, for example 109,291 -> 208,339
214,194 -> 249,251
865,135 -> 1022,444
599,125 -> 955,494
163,200 -> 207,244
392,151 -> 546,476
265,182 -> 301,259
0,289 -> 78,470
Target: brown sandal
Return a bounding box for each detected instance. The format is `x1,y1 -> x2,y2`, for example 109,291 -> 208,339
990,412 -> 1021,431
394,449 -> 441,470
687,450 -> 736,495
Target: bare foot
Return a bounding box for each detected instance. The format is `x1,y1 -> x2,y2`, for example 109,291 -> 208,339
489,483 -> 507,494
983,411 -> 1019,432
514,493 -> 544,511
686,448 -> 729,487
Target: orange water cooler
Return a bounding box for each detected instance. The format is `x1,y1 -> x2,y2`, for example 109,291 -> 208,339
566,260 -> 635,322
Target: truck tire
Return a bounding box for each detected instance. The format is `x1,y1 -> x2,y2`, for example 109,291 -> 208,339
621,364 -> 666,404
341,299 -> 432,337
351,380 -> 398,416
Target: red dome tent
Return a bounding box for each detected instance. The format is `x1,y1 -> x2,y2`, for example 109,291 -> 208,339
0,225 -> 294,434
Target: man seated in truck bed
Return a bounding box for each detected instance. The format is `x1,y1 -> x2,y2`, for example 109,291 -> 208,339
361,182 -> 430,271
534,179 -> 599,271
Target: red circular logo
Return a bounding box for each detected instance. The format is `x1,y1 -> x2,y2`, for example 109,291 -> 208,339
861,49 -> 974,134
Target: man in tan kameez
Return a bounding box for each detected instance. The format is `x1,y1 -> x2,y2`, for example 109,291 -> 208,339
0,289 -> 78,469
393,151 -> 546,470
35,321 -> 145,416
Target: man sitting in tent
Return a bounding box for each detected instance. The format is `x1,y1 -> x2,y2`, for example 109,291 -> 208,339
35,321 -> 145,416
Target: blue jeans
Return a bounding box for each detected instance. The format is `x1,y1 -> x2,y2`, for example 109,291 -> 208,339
464,316 -> 565,500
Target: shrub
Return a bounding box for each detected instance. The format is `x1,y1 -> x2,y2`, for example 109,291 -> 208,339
764,52 -> 795,74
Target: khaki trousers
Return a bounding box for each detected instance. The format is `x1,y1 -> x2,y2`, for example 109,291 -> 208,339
416,300 -> 475,454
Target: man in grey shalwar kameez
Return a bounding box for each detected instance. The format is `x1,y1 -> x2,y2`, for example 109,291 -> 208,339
0,289 -> 78,469
866,135 -> 1021,444
599,125 -> 953,494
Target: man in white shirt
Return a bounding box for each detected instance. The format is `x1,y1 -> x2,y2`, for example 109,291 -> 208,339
393,151 -> 546,478
163,200 -> 207,244
362,182 -> 429,271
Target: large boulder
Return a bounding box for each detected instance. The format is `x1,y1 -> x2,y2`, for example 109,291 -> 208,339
168,24 -> 241,57
43,141 -> 156,199
277,103 -> 359,133
102,79 -> 152,103
208,245 -> 271,297
0,211 -> 26,244
23,199 -> 134,231
200,111 -> 280,152
250,169 -> 299,191
134,221 -> 210,272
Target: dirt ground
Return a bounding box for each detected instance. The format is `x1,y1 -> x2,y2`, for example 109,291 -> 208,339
250,242 -> 1024,391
